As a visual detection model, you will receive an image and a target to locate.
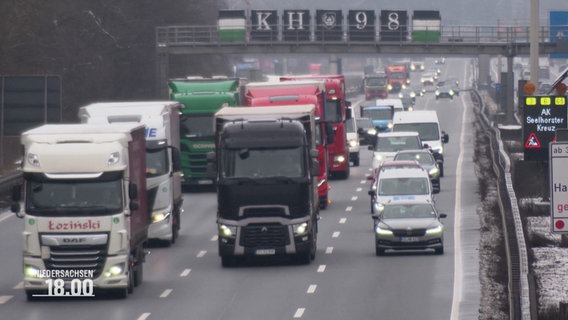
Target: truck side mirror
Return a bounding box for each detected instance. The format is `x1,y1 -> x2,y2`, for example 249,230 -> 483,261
129,182 -> 138,200
311,159 -> 320,177
325,123 -> 335,144
171,147 -> 181,172
11,202 -> 22,217
310,149 -> 319,158
11,185 -> 21,202
206,151 -> 216,162
129,201 -> 139,211
442,131 -> 449,143
368,190 -> 376,196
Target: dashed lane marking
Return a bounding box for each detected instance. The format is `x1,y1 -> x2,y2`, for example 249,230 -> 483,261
211,235 -> 218,241
0,296 -> 13,304
345,206 -> 352,212
317,265 -> 326,273
356,187 -> 362,192
13,282 -> 23,290
325,247 -> 333,254
137,313 -> 151,320
307,285 -> 317,294
160,289 -> 173,298
360,180 -> 366,184
332,231 -> 340,238
351,196 -> 358,201
180,269 -> 191,277
293,308 -> 306,318
339,218 -> 347,224
196,250 -> 207,258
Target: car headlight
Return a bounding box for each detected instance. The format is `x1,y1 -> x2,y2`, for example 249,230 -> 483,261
293,222 -> 309,236
349,139 -> 359,147
407,106 -> 414,111
152,211 -> 170,223
219,224 -> 237,238
104,263 -> 125,277
435,90 -> 440,96
374,153 -> 385,162
432,146 -> 444,154
375,224 -> 392,235
398,93 -> 403,98
449,89 -> 455,95
387,123 -> 393,129
426,225 -> 443,235
410,92 -> 416,98
429,167 -> 440,177
387,84 -> 393,90
367,128 -> 377,135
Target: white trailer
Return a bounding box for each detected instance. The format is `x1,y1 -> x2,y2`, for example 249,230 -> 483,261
78,101 -> 183,245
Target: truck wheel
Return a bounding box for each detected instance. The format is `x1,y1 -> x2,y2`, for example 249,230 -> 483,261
439,164 -> 444,177
375,247 -> 386,256
26,290 -> 39,301
171,212 -> 179,245
127,266 -> 134,294
134,261 -> 143,287
353,154 -> 360,167
221,256 -> 238,268
319,196 -> 328,210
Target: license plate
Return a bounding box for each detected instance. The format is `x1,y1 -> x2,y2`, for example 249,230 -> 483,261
255,249 -> 276,255
400,237 -> 420,242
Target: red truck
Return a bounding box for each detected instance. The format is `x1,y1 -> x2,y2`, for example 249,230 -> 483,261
280,75 -> 350,178
245,80 -> 333,209
385,65 -> 410,93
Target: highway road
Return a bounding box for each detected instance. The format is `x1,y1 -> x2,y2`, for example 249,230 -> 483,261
0,57 -> 482,320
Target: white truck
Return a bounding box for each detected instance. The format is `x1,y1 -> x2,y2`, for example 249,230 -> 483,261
78,101 -> 183,245
11,123 -> 149,299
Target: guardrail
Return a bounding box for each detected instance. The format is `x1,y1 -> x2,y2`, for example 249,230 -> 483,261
473,88 -> 531,319
156,24 -> 565,47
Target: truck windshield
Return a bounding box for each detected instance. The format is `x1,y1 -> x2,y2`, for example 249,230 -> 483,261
146,148 -> 169,177
366,77 -> 386,86
222,147 -> 305,178
362,108 -> 393,121
393,123 -> 440,141
181,114 -> 214,138
26,179 -> 123,216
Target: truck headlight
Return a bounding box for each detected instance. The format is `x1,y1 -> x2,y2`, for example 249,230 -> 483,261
373,202 -> 385,213
293,222 -> 309,236
349,139 -> 359,147
429,167 -> 440,177
387,123 -> 393,129
367,128 -> 377,135
219,224 -> 237,238
334,155 -> 346,163
375,224 -> 392,236
152,211 -> 170,223
24,265 -> 41,278
426,225 -> 443,235
104,263 -> 125,277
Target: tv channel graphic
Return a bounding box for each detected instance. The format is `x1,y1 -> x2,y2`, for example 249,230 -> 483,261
30,269 -> 95,298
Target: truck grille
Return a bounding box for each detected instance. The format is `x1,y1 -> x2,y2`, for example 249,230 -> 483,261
241,224 -> 289,247
43,245 -> 107,278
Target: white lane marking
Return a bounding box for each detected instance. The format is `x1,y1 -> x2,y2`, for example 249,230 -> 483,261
0,212 -> 13,223
211,235 -> 218,241
160,289 -> 173,298
325,247 -> 334,254
339,218 -> 347,224
345,206 -> 352,212
294,308 -> 305,318
180,269 -> 191,277
0,296 -> 13,304
317,265 -> 326,273
351,196 -> 358,201
450,71 -> 468,320
137,313 -> 151,320
196,250 -> 207,258
307,285 -> 317,294
356,187 -> 362,192
13,282 -> 23,289
332,231 -> 340,238
360,180 -> 366,184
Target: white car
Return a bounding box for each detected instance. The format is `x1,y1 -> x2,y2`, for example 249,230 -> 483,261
369,131 -> 425,170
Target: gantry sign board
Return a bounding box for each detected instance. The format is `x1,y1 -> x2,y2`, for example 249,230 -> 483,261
523,95 -> 567,161
218,9 -> 439,43
549,142 -> 568,233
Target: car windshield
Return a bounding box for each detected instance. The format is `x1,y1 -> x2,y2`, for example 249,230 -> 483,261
393,123 -> 439,141
382,203 -> 436,219
379,177 -> 430,195
394,152 -> 435,166
375,136 -> 421,152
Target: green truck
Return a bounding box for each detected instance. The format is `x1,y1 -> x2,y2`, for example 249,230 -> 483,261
169,78 -> 240,186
